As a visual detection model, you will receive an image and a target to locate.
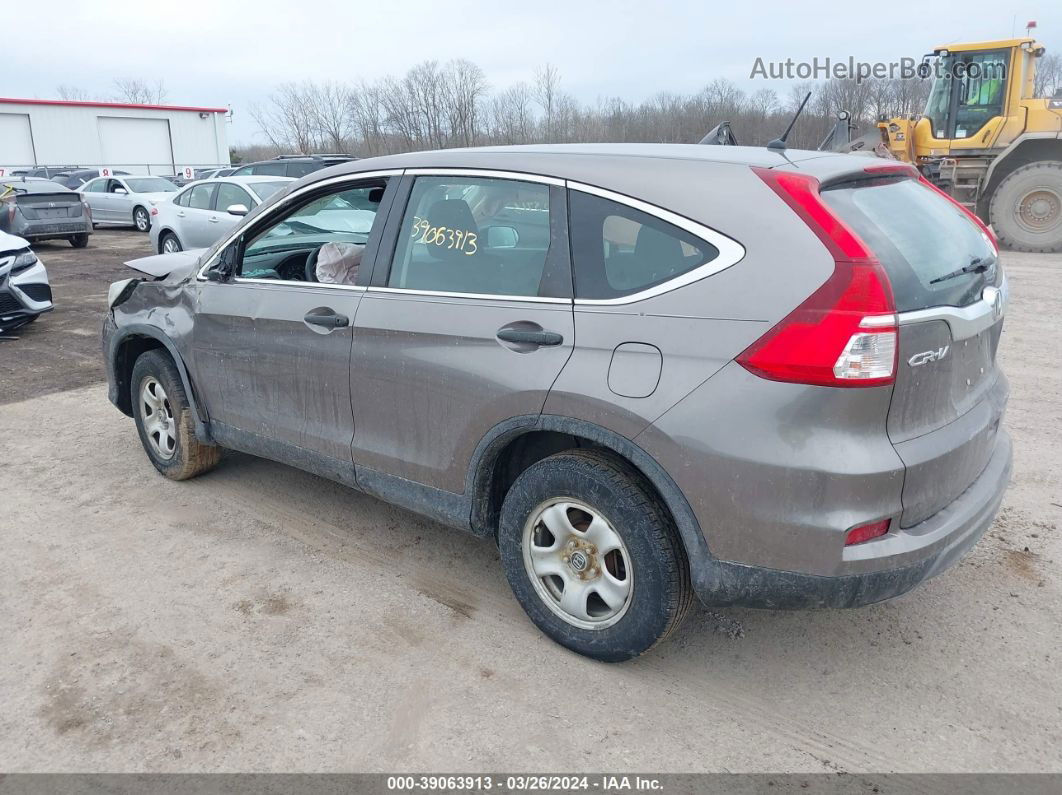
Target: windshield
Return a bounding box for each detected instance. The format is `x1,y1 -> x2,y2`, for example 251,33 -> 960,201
126,177 -> 177,193
250,181 -> 289,202
821,176 -> 997,312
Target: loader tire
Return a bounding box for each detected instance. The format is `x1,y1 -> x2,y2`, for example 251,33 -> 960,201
989,161 -> 1062,253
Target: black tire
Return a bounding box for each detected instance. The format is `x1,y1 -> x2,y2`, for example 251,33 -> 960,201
497,449 -> 693,662
130,349 -> 220,480
159,231 -> 183,254
989,160 -> 1062,253
133,206 -> 150,233
69,233 -> 89,248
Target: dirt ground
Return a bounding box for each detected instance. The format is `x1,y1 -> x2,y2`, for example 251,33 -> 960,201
0,230 -> 1060,772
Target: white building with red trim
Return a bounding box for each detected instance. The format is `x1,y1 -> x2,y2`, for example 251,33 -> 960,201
0,97 -> 230,175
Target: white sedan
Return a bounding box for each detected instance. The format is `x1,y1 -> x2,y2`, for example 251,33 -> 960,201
149,176 -> 293,253
78,175 -> 179,232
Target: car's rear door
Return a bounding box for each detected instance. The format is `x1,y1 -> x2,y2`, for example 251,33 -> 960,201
821,173 -> 1007,527
350,171 -> 574,498
191,171 -> 399,469
181,182 -> 219,247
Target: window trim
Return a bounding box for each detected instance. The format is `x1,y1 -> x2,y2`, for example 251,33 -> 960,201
195,169 -> 403,288
566,181 -> 746,306
196,166 -> 745,304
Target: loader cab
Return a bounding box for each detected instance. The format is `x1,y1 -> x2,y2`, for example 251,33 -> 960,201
922,46 -> 1012,147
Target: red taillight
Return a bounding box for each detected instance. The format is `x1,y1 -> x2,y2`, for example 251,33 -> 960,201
738,168 -> 898,388
845,519 -> 891,546
917,174 -> 998,254
4,199 -> 14,224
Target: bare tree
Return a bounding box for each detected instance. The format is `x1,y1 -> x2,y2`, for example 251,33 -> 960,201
534,64 -> 561,143
250,83 -> 318,153
57,85 -> 90,101
1034,53 -> 1062,98
307,81 -> 353,152
113,78 -> 167,104
443,59 -> 487,147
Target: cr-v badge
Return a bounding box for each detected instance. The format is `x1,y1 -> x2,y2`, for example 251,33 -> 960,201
909,346 -> 949,367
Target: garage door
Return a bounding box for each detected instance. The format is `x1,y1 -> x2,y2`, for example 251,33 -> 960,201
0,114 -> 36,168
98,116 -> 173,172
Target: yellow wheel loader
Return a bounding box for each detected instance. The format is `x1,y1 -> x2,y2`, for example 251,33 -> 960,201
879,38 -> 1062,251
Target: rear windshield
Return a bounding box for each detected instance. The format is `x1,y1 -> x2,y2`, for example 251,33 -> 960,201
821,177 -> 997,312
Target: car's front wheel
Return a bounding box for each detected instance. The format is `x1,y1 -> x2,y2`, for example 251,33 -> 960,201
133,206 -> 150,233
160,232 -> 182,254
497,449 -> 693,662
130,350 -> 220,480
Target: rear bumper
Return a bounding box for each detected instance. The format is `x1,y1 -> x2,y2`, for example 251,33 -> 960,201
14,218 -> 91,242
693,429 -> 1012,609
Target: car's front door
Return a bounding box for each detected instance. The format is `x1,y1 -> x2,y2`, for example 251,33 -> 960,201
351,172 -> 575,495
190,171 -> 400,470
208,182 -> 254,246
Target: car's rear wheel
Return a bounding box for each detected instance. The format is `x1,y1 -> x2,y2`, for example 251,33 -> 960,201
130,350 -> 220,480
69,233 -> 89,248
133,206 -> 150,233
160,232 -> 182,254
497,449 -> 693,662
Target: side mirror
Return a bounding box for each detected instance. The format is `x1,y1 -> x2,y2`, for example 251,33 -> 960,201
486,225 -> 519,248
205,239 -> 240,282
226,204 -> 249,216
114,187 -> 128,195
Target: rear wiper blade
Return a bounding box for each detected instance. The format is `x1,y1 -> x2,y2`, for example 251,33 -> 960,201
929,256 -> 992,285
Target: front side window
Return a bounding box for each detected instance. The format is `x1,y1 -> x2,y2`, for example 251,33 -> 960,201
388,176 -> 552,297
238,181 -> 387,283
568,191 -> 719,300
214,183 -> 252,211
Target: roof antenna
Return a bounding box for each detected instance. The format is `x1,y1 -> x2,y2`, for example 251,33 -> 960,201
768,91 -> 811,152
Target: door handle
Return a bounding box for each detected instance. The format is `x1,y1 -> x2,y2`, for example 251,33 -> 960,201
496,327 -> 564,346
304,310 -> 349,329
176,211 -> 185,218
208,216 -> 219,223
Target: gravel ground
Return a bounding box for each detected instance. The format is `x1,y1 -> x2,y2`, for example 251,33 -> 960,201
0,232 -> 1059,772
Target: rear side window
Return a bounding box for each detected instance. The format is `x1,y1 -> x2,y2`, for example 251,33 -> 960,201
286,162 -> 318,177
568,191 -> 719,300
187,183 -> 217,210
253,163 -> 288,177
821,177 -> 997,312
388,176 -> 553,298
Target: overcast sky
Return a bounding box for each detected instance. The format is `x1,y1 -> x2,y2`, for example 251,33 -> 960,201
5,0 -> 1060,145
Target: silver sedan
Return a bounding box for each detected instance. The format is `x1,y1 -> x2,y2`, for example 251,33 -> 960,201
149,176 -> 293,253
78,175 -> 179,232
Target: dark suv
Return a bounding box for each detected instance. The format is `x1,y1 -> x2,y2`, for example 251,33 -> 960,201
102,144 -> 1010,661
229,154 -> 357,179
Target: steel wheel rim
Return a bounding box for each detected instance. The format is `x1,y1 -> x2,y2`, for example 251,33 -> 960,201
135,210 -> 149,231
1015,186 -> 1061,233
139,376 -> 177,460
522,498 -> 634,630
162,236 -> 180,253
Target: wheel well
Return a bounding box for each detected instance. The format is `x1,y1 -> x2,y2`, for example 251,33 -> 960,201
157,228 -> 176,253
980,139 -> 1062,217
113,335 -> 166,415
474,429 -> 677,542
